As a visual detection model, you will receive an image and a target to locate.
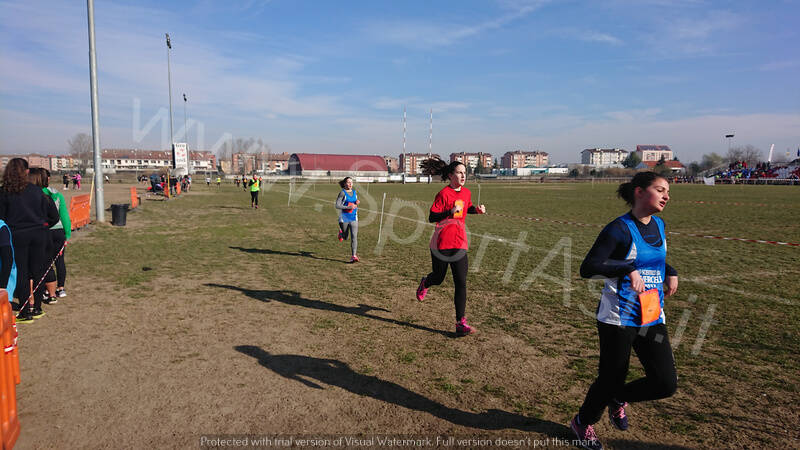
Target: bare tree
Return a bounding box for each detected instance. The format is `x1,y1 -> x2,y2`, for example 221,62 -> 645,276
727,145 -> 763,166
741,145 -> 763,166
216,139 -> 231,162
700,152 -> 724,171
68,132 -> 93,170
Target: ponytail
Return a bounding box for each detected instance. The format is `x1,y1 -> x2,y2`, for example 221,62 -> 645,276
421,158 -> 465,182
617,171 -> 666,206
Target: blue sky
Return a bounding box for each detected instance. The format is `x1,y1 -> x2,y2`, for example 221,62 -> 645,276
1,0 -> 798,163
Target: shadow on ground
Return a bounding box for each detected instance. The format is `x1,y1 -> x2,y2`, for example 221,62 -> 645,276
234,345 -> 568,436
229,246 -> 344,263
206,283 -> 451,338
235,346 -> 695,449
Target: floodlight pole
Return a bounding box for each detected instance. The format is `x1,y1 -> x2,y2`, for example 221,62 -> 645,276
183,94 -> 188,144
402,106 -> 406,184
183,93 -> 191,173
86,0 -> 104,222
166,33 -> 175,165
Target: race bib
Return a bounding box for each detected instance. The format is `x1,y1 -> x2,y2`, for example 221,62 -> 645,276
639,288 -> 661,325
453,199 -> 465,218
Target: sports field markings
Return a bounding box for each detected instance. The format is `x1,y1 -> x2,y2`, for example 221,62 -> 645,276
272,187 -> 796,306
484,211 -> 799,248
361,196 -> 800,247
668,199 -> 793,208
590,195 -> 793,208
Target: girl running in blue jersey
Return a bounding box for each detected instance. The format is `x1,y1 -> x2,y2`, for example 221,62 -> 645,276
334,177 -> 360,263
570,172 -> 678,450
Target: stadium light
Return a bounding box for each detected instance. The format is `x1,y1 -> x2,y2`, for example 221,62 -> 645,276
725,133 -> 735,152
166,33 -> 174,153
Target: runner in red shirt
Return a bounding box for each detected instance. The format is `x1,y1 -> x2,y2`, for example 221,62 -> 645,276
415,159 -> 486,337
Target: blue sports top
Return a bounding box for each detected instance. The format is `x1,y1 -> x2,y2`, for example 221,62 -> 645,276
594,214 -> 667,327
335,189 -> 358,223
0,220 -> 17,302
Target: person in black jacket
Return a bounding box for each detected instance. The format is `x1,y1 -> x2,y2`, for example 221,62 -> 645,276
0,158 -> 59,322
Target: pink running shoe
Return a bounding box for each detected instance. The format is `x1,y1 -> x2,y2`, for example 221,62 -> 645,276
608,400 -> 628,430
415,277 -> 428,301
337,230 -> 343,242
350,255 -> 360,263
455,317 -> 475,337
570,415 -> 603,450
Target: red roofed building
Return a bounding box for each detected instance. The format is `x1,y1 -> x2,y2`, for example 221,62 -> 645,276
288,153 -> 388,177
636,160 -> 685,173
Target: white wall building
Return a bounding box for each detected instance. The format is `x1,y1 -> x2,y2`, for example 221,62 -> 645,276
581,148 -> 628,167
636,145 -> 673,162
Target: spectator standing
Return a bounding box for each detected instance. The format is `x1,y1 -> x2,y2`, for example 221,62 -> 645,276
0,159 -> 59,322
30,168 -> 71,303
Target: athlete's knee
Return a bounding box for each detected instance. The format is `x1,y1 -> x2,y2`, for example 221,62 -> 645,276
427,272 -> 446,286
452,271 -> 467,286
652,373 -> 678,399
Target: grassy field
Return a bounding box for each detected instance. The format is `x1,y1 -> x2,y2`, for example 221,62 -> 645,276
17,179 -> 799,448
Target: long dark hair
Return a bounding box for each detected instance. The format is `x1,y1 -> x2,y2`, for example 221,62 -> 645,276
338,176 -> 352,189
420,158 -> 464,182
1,157 -> 30,193
617,171 -> 666,207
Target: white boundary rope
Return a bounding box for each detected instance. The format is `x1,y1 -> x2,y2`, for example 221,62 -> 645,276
18,241 -> 67,312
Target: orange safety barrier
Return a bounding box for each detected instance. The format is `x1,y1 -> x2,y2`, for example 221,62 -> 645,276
0,291 -> 21,449
69,194 -> 91,230
130,187 -> 140,209
69,194 -> 91,229
175,183 -> 181,195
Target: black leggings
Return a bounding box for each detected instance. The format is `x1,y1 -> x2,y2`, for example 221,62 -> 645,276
578,321 -> 678,425
44,229 -> 67,286
250,191 -> 259,205
424,249 -> 468,320
12,228 -> 48,310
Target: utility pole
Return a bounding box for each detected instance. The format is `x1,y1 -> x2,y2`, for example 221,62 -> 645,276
166,33 -> 174,159
86,0 -> 104,221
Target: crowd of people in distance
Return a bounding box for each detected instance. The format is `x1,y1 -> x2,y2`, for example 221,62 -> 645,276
144,173 -> 192,196
711,160 -> 800,181
0,158 -> 72,323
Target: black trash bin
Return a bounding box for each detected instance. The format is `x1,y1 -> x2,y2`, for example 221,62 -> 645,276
111,203 -> 130,226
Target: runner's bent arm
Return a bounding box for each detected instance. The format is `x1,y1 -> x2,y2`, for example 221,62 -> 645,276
334,191 -> 349,210
580,220 -> 677,279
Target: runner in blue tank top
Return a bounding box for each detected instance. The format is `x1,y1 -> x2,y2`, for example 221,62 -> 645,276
334,177 -> 360,263
570,172 -> 678,450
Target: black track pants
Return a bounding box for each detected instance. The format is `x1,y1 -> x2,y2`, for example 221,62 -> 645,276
12,228 -> 48,310
50,228 -> 67,287
578,321 -> 677,425
424,249 -> 468,320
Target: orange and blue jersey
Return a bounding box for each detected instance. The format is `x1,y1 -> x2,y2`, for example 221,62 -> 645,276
595,214 -> 667,327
